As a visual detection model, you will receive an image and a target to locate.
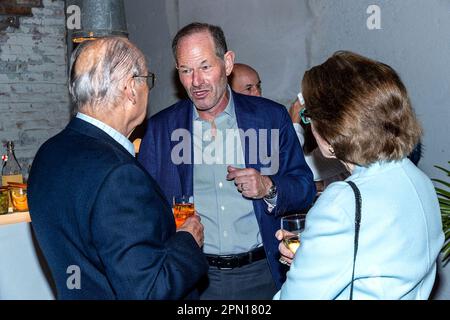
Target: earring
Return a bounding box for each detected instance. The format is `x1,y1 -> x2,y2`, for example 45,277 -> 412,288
328,146 -> 335,156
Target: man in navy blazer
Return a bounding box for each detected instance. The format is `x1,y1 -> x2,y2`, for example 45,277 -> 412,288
138,22 -> 315,299
28,37 -> 208,299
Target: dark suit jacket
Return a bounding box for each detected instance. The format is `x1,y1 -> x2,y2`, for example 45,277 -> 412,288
138,92 -> 315,288
28,118 -> 208,300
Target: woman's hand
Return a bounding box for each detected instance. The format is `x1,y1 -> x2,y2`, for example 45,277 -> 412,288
276,229 -> 295,266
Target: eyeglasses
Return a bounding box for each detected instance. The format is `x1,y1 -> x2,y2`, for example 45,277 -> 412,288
299,108 -> 311,125
133,72 -> 156,90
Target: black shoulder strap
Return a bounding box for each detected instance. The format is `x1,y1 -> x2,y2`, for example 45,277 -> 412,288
346,181 -> 362,300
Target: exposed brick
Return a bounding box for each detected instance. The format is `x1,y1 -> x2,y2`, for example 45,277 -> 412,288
0,0 -> 69,167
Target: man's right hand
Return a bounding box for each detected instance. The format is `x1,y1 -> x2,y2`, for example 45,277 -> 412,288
177,214 -> 204,248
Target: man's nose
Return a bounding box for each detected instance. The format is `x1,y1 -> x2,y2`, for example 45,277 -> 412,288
192,70 -> 203,87
251,85 -> 261,97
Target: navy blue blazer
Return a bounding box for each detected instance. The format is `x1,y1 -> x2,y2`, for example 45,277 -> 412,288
28,118 -> 208,299
138,92 -> 315,288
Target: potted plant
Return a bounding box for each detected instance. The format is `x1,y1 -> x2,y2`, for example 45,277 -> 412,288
433,161 -> 450,264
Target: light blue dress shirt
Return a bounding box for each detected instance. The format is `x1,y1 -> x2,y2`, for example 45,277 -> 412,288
193,90 -> 263,255
76,113 -> 135,157
274,159 -> 444,300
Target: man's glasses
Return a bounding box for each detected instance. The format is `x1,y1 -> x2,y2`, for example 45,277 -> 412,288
133,72 -> 156,90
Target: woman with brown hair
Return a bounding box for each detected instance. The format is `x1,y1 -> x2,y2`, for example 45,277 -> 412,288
274,51 -> 444,299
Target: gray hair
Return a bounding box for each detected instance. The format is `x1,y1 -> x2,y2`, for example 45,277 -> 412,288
69,37 -> 146,112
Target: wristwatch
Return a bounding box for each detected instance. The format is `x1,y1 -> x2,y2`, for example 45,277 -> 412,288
264,178 -> 277,200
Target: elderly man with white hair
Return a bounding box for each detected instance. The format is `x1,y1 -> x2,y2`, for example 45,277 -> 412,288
28,37 -> 208,300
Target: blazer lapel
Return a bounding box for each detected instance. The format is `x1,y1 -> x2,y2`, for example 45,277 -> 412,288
233,92 -> 266,171
169,101 -> 194,197
233,92 -> 271,220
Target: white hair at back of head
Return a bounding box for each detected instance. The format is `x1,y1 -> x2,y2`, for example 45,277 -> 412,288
69,37 -> 146,113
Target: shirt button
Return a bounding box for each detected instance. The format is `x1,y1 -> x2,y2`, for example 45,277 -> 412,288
221,206 -> 225,211
219,182 -> 223,188
223,231 -> 228,237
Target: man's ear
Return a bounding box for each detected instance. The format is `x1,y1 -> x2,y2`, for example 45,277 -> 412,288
125,77 -> 137,105
224,51 -> 235,77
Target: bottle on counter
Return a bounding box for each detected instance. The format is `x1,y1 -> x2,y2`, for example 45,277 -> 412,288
2,141 -> 24,213
0,186 -> 9,215
1,141 -> 23,187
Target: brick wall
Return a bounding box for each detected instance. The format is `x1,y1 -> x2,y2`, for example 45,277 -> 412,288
0,0 -> 69,172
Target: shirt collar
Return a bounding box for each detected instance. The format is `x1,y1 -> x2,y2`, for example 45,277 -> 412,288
193,86 -> 236,121
76,112 -> 135,157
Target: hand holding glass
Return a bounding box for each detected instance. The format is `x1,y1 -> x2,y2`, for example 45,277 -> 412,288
281,214 -> 306,254
173,195 -> 195,229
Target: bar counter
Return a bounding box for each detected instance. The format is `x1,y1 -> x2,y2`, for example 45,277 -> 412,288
0,212 -> 55,299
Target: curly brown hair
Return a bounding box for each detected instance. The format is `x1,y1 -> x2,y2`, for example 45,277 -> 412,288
301,51 -> 422,166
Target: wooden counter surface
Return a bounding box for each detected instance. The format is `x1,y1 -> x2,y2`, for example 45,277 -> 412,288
0,212 -> 31,226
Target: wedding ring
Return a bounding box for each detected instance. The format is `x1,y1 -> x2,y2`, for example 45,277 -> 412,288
279,257 -> 290,266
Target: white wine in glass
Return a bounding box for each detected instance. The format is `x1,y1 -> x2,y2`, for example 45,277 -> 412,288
283,234 -> 301,253
281,214 -> 306,254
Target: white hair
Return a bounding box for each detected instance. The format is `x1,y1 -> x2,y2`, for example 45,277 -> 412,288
69,37 -> 146,112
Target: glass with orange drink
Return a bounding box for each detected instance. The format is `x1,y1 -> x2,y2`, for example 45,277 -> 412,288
172,195 -> 194,229
8,182 -> 28,212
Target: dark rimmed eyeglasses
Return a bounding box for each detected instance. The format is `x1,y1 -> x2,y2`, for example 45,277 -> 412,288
133,72 -> 156,90
299,108 -> 311,125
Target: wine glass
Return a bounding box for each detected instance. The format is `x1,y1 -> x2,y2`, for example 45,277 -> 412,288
280,214 -> 306,254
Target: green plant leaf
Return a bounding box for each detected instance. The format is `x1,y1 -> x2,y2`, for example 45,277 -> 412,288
436,188 -> 450,199
443,240 -> 450,251
435,165 -> 450,176
444,247 -> 450,256
435,162 -> 450,264
442,242 -> 450,256
432,179 -> 450,189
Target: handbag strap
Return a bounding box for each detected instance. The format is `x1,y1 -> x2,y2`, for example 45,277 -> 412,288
346,181 -> 362,300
